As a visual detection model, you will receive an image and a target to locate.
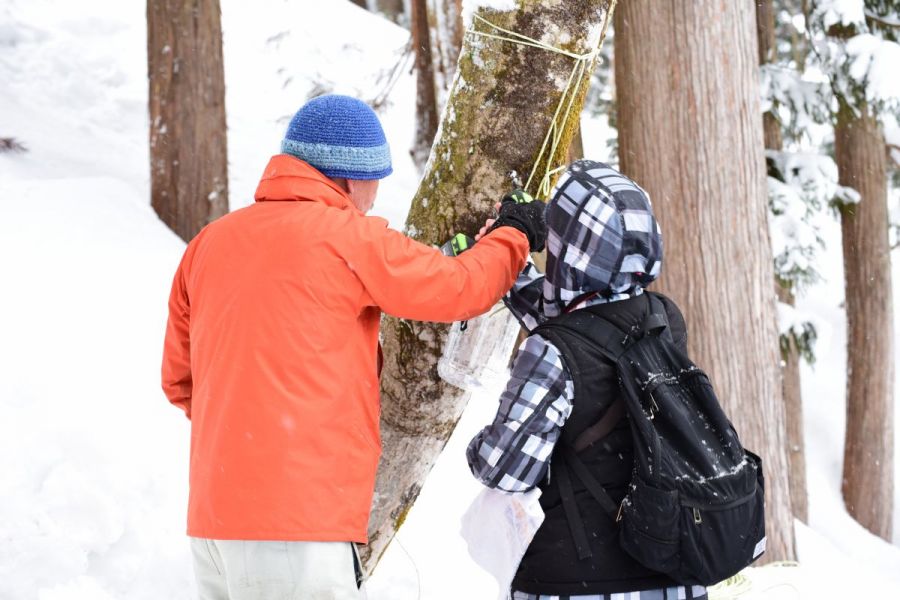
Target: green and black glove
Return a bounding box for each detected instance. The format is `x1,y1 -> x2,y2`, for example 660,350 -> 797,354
487,189 -> 547,252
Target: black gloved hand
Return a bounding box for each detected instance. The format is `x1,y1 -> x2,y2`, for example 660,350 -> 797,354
487,189 -> 547,252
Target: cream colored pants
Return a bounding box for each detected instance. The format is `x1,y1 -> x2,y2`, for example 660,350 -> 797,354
191,538 -> 362,600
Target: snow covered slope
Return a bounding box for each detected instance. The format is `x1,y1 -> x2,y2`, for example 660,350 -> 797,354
1,0 -> 899,598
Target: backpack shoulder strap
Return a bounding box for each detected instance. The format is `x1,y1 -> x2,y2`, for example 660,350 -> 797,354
571,398 -> 625,453
533,311 -> 630,363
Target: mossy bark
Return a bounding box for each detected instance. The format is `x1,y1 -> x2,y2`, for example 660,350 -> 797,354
362,0 -> 613,571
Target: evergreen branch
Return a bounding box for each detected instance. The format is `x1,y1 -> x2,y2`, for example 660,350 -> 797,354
865,10 -> 900,30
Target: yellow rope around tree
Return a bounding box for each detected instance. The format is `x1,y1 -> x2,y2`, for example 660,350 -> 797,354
466,1 -> 617,200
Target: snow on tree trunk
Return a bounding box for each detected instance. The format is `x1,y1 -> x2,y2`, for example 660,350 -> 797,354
835,101 -> 894,541
757,0 -> 808,524
410,0 -> 439,170
362,0 -> 613,571
147,0 -> 228,243
615,0 -> 797,561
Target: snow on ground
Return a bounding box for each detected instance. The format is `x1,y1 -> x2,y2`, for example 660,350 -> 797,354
1,0 -> 899,598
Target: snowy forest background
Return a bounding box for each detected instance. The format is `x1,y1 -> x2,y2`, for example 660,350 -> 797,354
1,0 -> 899,598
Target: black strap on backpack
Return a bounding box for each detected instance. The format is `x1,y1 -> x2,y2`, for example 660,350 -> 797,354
536,294 -> 668,559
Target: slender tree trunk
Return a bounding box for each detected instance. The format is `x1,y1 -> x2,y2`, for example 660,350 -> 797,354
433,0 -> 464,92
615,0 -> 796,562
147,0 -> 228,243
835,101 -> 894,540
776,284 -> 808,523
567,122 -> 585,163
374,0 -> 407,25
364,0 -> 614,571
757,0 -> 808,524
410,0 -> 439,170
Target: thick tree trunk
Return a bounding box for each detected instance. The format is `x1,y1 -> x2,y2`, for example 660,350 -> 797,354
757,0 -> 808,524
363,0 -> 614,570
835,102 -> 894,540
147,0 -> 228,243
615,0 -> 797,562
410,0 -> 439,169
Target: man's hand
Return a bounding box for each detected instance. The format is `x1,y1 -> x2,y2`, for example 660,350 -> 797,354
485,189 -> 547,252
474,202 -> 501,242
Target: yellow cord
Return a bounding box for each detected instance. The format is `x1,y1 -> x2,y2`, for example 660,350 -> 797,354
465,2 -> 617,200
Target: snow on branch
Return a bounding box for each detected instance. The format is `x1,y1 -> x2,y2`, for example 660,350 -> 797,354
864,9 -> 900,30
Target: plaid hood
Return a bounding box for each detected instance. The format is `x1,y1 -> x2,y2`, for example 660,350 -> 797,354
542,160 -> 662,318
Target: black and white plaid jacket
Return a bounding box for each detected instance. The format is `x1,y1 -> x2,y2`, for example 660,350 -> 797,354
466,160 -> 663,493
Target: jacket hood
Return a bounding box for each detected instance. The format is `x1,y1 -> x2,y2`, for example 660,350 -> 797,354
542,159 -> 662,317
254,154 -> 356,211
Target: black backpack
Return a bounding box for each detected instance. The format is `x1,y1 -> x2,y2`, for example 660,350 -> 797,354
534,293 -> 766,586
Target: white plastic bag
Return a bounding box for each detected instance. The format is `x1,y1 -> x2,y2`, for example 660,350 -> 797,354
460,487 -> 545,600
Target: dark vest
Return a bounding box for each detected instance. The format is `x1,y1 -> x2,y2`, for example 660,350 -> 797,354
512,292 -> 688,596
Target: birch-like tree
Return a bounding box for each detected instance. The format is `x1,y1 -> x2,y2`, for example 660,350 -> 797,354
363,0 -> 615,570
147,0 -> 228,242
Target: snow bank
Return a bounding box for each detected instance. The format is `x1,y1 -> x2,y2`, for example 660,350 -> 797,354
0,178 -> 192,599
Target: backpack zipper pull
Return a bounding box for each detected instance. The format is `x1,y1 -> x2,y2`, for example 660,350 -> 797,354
616,500 -> 626,522
693,507 -> 702,524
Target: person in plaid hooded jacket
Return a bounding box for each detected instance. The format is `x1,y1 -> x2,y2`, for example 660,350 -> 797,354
467,160 -> 708,600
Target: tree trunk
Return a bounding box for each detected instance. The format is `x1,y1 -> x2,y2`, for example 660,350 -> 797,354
567,122 -> 585,163
835,102 -> 894,541
363,0 -> 614,571
777,284 -> 808,523
615,0 -> 797,562
375,0 -> 406,25
147,0 -> 228,243
410,0 -> 439,170
757,0 -> 808,524
432,0 -> 464,92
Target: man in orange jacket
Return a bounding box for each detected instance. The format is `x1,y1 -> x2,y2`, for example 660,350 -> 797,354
161,94 -> 545,599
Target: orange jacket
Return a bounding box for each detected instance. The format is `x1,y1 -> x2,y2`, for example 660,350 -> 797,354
162,155 -> 529,542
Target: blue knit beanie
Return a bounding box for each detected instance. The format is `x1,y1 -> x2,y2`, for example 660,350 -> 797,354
281,94 -> 392,180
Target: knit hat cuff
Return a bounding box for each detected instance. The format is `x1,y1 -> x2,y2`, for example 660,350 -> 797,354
281,139 -> 393,180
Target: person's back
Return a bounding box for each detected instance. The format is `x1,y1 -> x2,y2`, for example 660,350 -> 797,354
162,94 -> 546,599
170,163 -> 390,541
467,160 -> 708,599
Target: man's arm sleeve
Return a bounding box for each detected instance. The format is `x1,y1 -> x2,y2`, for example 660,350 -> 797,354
349,219 -> 529,322
161,256 -> 192,419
